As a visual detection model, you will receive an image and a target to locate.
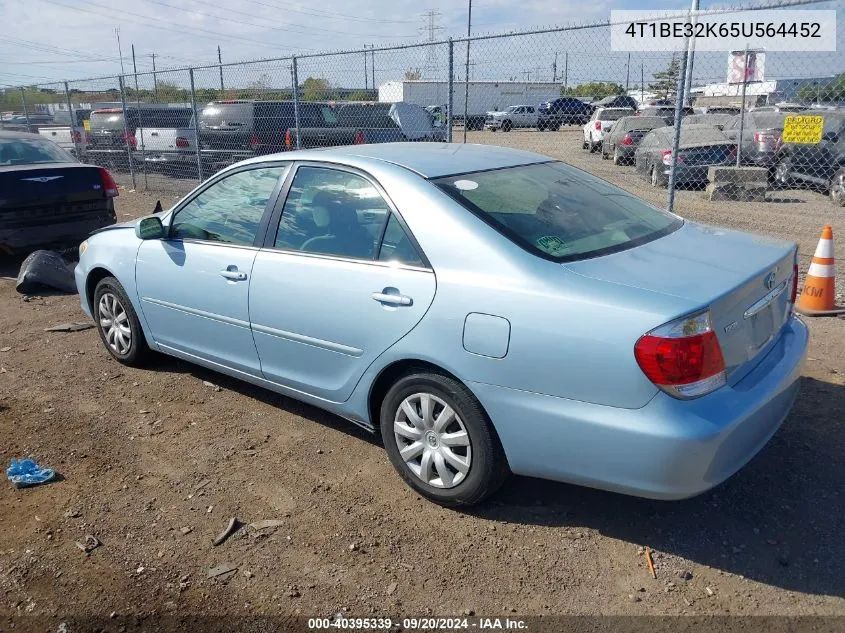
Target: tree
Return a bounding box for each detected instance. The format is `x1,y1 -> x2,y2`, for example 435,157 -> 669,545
300,76 -> 330,101
797,73 -> 845,104
195,88 -> 219,103
649,55 -> 681,99
404,69 -> 422,81
562,82 -> 625,99
345,90 -> 373,101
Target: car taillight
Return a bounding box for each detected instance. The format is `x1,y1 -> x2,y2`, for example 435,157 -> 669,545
661,149 -> 673,165
634,310 -> 726,399
123,131 -> 137,148
98,167 -> 119,199
753,132 -> 761,143
594,121 -> 602,130
175,137 -> 189,148
249,133 -> 260,150
354,130 -> 365,145
284,129 -> 292,150
621,134 -> 633,146
791,262 -> 799,304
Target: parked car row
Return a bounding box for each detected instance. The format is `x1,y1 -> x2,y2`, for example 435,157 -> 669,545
577,106 -> 845,206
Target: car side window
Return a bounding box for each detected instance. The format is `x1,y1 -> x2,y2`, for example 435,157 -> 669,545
170,167 -> 286,245
527,107 -> 535,113
275,166 -> 390,260
378,214 -> 424,267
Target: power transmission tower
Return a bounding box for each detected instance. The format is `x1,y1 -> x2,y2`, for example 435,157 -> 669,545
420,10 -> 444,79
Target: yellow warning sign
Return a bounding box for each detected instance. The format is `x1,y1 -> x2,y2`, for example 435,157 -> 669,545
783,115 -> 824,145
83,119 -> 91,131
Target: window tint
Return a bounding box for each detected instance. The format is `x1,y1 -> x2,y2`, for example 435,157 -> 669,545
0,137 -> 76,165
170,167 -> 285,245
378,214 -> 424,267
434,162 -> 681,263
275,166 -> 390,260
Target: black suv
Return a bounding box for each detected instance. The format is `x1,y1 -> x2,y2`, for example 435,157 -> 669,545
537,97 -> 593,130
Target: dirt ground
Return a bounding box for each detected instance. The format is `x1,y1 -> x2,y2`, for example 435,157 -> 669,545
2,132 -> 845,630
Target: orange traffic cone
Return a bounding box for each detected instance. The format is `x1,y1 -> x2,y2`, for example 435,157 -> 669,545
796,225 -> 845,316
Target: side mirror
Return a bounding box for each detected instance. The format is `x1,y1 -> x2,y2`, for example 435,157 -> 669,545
136,215 -> 165,240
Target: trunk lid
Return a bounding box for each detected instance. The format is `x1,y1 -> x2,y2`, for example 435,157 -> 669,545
565,221 -> 796,383
678,143 -> 733,166
0,164 -> 112,226
138,127 -> 195,153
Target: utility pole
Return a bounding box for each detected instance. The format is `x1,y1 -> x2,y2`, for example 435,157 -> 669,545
563,52 -> 568,94
641,63 -> 644,103
364,47 -> 368,90
371,45 -> 375,93
552,52 -> 558,83
114,28 -> 125,76
131,44 -> 139,92
218,46 -> 224,92
625,52 -> 631,92
151,53 -> 158,99
683,0 -> 700,105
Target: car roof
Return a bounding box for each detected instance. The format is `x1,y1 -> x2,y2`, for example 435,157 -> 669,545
245,142 -> 553,178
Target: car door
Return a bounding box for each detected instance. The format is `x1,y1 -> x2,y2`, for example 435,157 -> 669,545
249,163 -> 436,402
135,164 -> 289,375
525,106 -> 536,127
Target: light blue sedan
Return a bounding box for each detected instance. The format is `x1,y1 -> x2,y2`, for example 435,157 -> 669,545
75,143 -> 808,506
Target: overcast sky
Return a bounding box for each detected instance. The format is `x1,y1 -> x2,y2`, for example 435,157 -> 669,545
0,0 -> 842,89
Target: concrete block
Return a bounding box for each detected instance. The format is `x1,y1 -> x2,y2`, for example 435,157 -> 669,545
706,166 -> 768,201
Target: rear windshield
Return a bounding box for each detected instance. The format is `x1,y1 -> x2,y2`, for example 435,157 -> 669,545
199,103 -> 253,128
433,162 -> 682,263
620,116 -> 666,131
89,111 -> 125,129
598,109 -> 633,121
753,113 -> 788,128
136,109 -> 193,128
0,137 -> 76,165
337,105 -> 398,128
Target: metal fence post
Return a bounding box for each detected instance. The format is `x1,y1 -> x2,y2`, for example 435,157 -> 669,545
291,57 -> 301,150
118,75 -> 137,191
63,81 -> 79,160
189,68 -> 204,183
666,42 -> 689,214
736,45 -> 750,168
20,88 -> 31,132
447,39 -> 454,143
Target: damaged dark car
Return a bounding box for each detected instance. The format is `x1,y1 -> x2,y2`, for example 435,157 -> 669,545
0,130 -> 118,255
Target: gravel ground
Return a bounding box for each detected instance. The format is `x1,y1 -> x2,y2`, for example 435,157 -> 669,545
1,134 -> 844,629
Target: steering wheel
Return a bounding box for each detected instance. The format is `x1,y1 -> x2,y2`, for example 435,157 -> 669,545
301,234 -> 335,252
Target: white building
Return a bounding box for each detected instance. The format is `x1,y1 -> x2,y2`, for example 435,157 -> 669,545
378,80 -> 562,115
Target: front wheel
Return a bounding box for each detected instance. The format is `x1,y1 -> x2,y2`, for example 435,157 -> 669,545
93,277 -> 153,367
502,120 -> 512,132
613,147 -> 623,165
831,168 -> 845,207
773,157 -> 792,188
380,372 -> 508,507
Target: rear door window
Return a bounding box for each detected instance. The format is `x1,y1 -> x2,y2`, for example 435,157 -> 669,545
199,103 -> 254,130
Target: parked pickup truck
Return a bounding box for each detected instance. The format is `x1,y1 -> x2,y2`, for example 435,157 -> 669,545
286,102 -> 445,150
139,120 -> 199,176
37,109 -> 91,158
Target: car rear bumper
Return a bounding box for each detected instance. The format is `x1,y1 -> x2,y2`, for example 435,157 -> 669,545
470,315 -> 808,500
143,151 -> 196,164
657,163 -> 718,184
0,212 -> 116,253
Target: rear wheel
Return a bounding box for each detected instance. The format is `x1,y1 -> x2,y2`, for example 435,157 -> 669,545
537,121 -> 547,132
831,168 -> 845,207
613,147 -> 622,165
650,164 -> 666,188
380,371 -> 508,507
774,157 -> 792,188
93,277 -> 152,367
602,145 -> 610,160
588,139 -> 598,153
502,120 -> 512,132
582,138 -> 589,150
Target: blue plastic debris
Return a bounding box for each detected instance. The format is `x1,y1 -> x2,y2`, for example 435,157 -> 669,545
6,458 -> 56,488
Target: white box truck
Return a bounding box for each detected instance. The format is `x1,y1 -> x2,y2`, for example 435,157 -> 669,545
378,80 -> 561,131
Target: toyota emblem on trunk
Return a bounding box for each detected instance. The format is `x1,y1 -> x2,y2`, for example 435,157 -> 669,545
765,271 -> 777,290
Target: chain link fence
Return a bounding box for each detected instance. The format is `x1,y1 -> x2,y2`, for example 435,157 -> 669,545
1,0 -> 843,211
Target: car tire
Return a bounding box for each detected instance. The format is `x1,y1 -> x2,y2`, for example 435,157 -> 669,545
582,139 -> 589,150
831,168 -> 845,207
588,140 -> 598,153
650,164 -> 666,188
538,121 -> 547,132
602,145 -> 610,160
613,147 -> 623,165
774,157 -> 792,188
93,276 -> 153,367
502,120 -> 512,132
380,371 -> 509,507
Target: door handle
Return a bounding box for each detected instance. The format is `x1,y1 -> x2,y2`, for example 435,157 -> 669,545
372,292 -> 412,306
220,269 -> 248,281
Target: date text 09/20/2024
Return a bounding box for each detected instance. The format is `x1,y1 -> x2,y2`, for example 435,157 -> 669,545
307,617 -> 528,630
